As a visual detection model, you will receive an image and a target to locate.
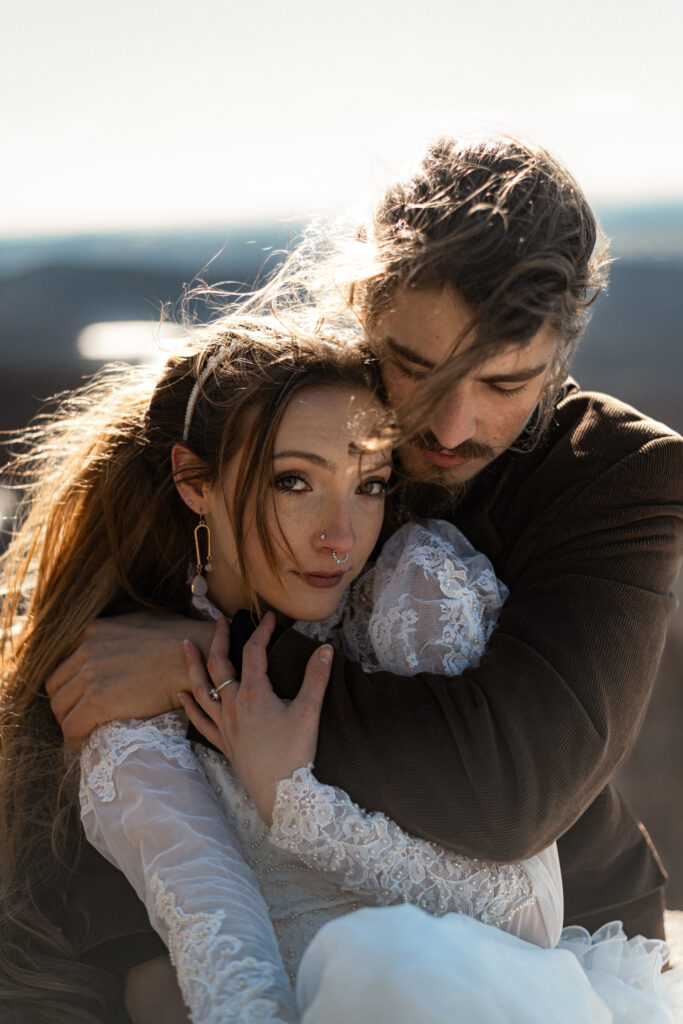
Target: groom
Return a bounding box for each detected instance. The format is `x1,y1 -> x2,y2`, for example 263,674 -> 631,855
49,135 -> 683,1008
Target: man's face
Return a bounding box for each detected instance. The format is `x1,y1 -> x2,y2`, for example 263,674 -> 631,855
374,286 -> 556,486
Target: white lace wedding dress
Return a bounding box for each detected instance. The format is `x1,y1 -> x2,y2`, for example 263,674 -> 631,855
79,521 -> 683,1024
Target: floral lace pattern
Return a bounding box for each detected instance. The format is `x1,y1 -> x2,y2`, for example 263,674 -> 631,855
271,764 -> 535,926
80,713 -> 298,1023
151,874 -> 288,1024
197,747 -> 366,983
296,520 -> 509,675
80,712 -> 200,805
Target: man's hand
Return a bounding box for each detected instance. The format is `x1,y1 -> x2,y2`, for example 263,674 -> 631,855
45,611 -> 214,749
179,613 -> 332,825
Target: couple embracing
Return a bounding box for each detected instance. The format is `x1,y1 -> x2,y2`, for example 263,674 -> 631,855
1,135 -> 682,1023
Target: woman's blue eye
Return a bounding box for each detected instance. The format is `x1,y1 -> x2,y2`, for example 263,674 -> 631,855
359,478 -> 388,498
274,474 -> 308,492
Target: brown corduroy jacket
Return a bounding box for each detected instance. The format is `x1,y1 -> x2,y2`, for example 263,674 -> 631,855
265,383 -> 683,937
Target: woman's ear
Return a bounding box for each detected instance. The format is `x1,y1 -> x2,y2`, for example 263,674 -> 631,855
171,444 -> 210,511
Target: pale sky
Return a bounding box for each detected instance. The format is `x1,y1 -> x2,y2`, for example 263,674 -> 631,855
2,0 -> 682,236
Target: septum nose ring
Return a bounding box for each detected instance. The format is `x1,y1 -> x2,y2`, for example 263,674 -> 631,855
320,534 -> 350,565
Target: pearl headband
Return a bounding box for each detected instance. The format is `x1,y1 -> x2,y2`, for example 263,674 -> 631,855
182,342 -> 237,441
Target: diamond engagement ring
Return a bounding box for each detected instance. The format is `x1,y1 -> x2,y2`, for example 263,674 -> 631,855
209,678 -> 238,701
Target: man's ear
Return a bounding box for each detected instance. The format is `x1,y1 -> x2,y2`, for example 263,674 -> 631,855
171,444 -> 210,510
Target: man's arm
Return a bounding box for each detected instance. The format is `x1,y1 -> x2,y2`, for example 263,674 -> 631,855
47,614 -> 215,746
267,428 -> 683,862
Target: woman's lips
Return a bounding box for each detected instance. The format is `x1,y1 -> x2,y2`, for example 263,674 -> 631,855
420,449 -> 472,468
298,572 -> 347,589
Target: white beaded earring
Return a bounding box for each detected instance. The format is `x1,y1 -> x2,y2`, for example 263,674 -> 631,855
191,515 -> 214,597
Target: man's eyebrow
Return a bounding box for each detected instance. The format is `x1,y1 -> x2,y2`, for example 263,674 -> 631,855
478,362 -> 549,384
384,337 -> 436,370
385,336 -> 548,384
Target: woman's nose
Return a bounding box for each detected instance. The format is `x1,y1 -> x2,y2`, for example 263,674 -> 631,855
315,509 -> 356,557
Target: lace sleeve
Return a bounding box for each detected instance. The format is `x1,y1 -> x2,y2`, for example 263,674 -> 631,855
270,764 -> 562,948
365,520 -> 509,674
295,520 -> 509,675
80,713 -> 297,1024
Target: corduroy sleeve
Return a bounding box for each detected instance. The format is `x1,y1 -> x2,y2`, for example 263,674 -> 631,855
266,412 -> 683,866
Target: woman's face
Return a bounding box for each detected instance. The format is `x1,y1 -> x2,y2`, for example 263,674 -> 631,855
196,384 -> 391,621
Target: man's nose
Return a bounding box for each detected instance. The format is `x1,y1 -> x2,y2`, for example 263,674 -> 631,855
428,390 -> 477,450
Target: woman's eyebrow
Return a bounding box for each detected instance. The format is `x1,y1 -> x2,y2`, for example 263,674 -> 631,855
273,450 -> 335,470
273,450 -> 392,472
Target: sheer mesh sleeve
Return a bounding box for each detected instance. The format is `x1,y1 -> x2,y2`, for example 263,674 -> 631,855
295,520 -> 509,675
366,520 -> 509,674
80,712 -> 297,1024
270,764 -> 562,949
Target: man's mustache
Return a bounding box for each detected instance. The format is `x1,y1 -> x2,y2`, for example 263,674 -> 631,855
409,431 -> 495,461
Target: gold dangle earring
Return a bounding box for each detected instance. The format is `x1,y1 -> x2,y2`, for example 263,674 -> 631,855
191,515 -> 214,597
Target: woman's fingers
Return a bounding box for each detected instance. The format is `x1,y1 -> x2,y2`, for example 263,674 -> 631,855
181,638 -> 232,748
286,645 -> 332,759
183,633 -> 229,715
205,617 -> 236,687
297,644 -> 333,715
240,612 -> 277,694
177,691 -> 226,754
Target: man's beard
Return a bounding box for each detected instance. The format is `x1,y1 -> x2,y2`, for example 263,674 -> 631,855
388,472 -> 476,527
385,432 -> 498,526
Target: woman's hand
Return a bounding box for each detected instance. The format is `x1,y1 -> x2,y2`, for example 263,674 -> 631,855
179,613 -> 333,825
45,612 -> 215,749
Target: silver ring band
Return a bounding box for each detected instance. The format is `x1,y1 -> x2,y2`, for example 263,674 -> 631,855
332,550 -> 349,564
209,678 -> 238,701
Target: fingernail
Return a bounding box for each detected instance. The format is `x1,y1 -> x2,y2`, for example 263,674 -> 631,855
318,644 -> 333,665
177,692 -> 187,702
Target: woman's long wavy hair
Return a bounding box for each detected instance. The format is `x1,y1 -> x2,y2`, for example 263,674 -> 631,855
249,133 -> 611,450
0,314 -> 378,1022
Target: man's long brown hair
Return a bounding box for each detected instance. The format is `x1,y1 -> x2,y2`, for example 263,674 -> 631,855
255,134 -> 611,450
355,136 -> 610,444
0,314 -> 378,1021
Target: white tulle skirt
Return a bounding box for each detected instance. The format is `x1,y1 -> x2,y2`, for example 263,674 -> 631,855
297,905 -> 683,1024
558,921 -> 683,1023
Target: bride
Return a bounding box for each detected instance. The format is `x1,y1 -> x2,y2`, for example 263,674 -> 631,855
1,314 -> 679,1023
0,316 -> 383,1022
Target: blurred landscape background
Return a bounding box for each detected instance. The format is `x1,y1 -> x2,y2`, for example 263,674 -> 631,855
0,203 -> 681,904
